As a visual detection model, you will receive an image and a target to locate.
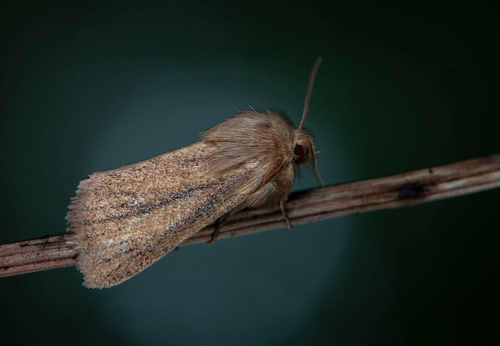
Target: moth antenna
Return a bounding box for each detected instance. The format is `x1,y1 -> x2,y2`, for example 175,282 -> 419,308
299,55 -> 323,129
307,139 -> 324,186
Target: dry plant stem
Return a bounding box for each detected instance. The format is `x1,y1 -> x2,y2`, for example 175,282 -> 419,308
1,153 -> 500,278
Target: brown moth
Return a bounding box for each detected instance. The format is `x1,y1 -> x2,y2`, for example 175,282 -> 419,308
67,57 -> 324,288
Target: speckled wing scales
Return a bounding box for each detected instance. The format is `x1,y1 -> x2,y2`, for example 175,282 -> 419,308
67,142 -> 259,288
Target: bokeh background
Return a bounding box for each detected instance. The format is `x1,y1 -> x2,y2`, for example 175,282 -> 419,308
1,1 -> 499,345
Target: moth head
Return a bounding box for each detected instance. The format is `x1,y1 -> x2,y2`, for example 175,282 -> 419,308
292,131 -> 313,166
292,129 -> 323,186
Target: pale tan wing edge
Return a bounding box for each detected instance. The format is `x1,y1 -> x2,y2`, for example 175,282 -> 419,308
66,142 -> 260,288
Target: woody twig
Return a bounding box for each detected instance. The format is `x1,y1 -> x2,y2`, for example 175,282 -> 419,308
1,153 -> 499,278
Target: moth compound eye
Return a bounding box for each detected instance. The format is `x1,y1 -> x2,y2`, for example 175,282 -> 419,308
293,143 -> 309,164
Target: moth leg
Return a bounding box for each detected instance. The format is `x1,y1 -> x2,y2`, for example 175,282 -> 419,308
207,214 -> 230,244
280,199 -> 293,229
308,139 -> 324,187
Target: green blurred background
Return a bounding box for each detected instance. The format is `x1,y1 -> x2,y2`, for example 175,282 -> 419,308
1,1 -> 498,345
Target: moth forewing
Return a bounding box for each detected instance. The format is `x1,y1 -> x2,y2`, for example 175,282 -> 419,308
67,142 -> 268,288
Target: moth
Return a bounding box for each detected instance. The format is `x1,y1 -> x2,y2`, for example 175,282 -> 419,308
67,57 -> 324,288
